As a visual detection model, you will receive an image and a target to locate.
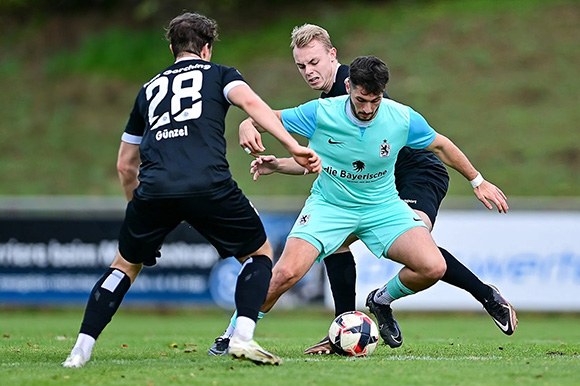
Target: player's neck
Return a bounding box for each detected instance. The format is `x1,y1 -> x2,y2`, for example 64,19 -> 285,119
176,53 -> 202,61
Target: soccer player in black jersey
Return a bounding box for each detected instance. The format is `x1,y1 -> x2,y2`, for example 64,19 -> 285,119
62,12 -> 321,368
208,23 -> 517,356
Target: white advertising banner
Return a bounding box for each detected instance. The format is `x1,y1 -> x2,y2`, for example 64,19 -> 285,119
330,210 -> 580,311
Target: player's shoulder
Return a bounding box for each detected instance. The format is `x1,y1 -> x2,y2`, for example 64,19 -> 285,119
146,60 -> 235,81
206,60 -> 239,73
316,95 -> 347,115
381,98 -> 412,115
381,97 -> 408,109
378,98 -> 413,126
319,94 -> 348,106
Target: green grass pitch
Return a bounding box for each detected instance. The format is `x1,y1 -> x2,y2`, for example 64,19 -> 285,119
1,307 -> 579,385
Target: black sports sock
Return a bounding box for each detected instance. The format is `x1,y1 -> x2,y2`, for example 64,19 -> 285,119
80,268 -> 131,339
324,251 -> 357,316
439,247 -> 492,303
235,255 -> 272,322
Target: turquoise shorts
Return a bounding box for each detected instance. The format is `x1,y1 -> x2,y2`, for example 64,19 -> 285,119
288,194 -> 427,262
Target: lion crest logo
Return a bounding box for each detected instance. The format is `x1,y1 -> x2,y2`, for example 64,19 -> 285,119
352,160 -> 365,172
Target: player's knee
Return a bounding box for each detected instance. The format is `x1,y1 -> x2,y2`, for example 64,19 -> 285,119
271,265 -> 301,291
111,252 -> 142,283
424,258 -> 446,281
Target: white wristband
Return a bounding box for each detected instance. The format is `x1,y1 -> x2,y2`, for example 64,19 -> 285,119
469,172 -> 484,188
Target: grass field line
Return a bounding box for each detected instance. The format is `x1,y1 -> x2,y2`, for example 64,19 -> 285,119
522,339 -> 570,344
0,355 -> 505,367
109,358 -> 169,365
1,363 -> 22,367
285,355 -> 503,362
378,355 -> 502,361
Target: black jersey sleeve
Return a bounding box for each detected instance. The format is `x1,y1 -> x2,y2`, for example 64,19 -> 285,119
221,66 -> 246,102
124,89 -> 147,137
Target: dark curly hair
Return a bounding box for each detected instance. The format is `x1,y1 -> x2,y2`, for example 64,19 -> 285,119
348,56 -> 390,95
165,12 -> 219,59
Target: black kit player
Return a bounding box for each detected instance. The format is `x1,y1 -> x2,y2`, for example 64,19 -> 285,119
62,12 -> 321,368
208,23 -> 517,356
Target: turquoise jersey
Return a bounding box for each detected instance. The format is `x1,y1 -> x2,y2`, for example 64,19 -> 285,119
281,95 -> 436,208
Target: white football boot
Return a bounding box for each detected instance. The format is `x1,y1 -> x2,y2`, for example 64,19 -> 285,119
62,347 -> 91,368
228,336 -> 282,365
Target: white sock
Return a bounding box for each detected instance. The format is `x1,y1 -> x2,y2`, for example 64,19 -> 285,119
373,286 -> 395,305
229,310 -> 238,328
232,316 -> 256,342
72,333 -> 96,358
225,311 -> 266,339
222,323 -> 236,339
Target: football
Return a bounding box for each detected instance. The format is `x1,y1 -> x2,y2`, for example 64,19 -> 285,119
328,311 -> 379,357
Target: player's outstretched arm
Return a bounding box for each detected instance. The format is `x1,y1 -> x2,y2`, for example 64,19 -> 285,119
426,133 -> 509,213
250,155 -> 308,181
228,84 -> 321,174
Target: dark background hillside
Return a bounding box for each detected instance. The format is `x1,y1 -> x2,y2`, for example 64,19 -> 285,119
1,0 -> 578,200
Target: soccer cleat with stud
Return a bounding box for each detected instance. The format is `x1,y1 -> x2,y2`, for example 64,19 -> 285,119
62,347 -> 90,368
207,336 -> 230,356
482,284 -> 518,335
228,336 -> 282,365
303,335 -> 334,355
366,289 -> 403,348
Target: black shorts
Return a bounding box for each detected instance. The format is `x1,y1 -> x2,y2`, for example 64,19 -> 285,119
395,169 -> 450,227
118,179 -> 267,266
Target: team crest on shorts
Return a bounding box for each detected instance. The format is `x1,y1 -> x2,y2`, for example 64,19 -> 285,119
299,214 -> 311,225
380,140 -> 391,158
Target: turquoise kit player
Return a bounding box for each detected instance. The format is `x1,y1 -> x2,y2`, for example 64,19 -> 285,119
209,24 -> 516,357
211,56 -> 510,353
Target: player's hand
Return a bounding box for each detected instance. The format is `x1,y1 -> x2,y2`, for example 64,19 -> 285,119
289,146 -> 321,174
250,155 -> 279,181
474,180 -> 509,213
239,119 -> 265,155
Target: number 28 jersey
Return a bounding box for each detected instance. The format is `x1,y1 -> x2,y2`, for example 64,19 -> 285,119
123,57 -> 245,198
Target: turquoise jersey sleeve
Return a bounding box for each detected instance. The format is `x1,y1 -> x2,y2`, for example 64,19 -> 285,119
280,99 -> 320,139
406,108 -> 437,149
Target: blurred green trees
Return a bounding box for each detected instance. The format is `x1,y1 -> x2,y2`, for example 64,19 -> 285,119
1,0 -> 578,198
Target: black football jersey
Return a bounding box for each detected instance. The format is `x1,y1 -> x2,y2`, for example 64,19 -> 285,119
123,58 -> 245,198
323,64 -> 448,182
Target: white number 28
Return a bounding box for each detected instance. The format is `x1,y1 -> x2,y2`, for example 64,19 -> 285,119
145,70 -> 203,131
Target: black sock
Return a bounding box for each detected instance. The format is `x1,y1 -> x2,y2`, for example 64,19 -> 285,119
324,251 -> 357,317
235,255 -> 272,322
439,247 -> 492,303
80,268 -> 131,340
